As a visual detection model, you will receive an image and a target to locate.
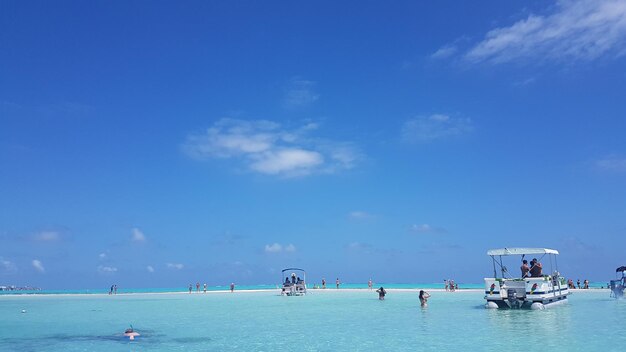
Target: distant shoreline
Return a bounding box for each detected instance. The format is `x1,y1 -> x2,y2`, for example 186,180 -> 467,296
0,287 -> 609,298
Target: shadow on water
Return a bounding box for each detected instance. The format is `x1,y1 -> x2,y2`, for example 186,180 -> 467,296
0,329 -> 213,349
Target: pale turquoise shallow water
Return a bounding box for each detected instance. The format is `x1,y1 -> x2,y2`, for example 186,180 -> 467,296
1,289 -> 623,351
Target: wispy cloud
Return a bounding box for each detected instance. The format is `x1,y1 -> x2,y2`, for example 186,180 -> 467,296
264,243 -> 296,253
33,231 -> 61,242
183,118 -> 361,177
32,259 -> 45,273
597,156 -> 626,171
1,257 -> 17,273
166,263 -> 184,270
431,44 -> 458,59
345,242 -> 374,254
402,114 -> 473,143
97,265 -> 117,273
410,223 -> 447,234
146,265 -> 155,273
348,211 -> 373,220
98,253 -> 107,260
464,0 -> 626,64
131,228 -> 146,242
283,77 -> 319,108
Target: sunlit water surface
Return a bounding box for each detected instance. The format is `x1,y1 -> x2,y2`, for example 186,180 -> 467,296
1,290 -> 623,351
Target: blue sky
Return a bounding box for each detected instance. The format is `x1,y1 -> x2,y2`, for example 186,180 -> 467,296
1,0 -> 626,289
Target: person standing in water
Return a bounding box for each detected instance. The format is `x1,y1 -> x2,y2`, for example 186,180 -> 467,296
336,278 -> 340,289
188,284 -> 192,293
230,283 -> 235,292
376,286 -> 386,300
322,278 -> 326,289
419,290 -> 431,307
368,278 -> 373,290
203,283 -> 207,293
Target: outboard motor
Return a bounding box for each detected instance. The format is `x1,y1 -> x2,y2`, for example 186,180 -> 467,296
507,288 -> 519,308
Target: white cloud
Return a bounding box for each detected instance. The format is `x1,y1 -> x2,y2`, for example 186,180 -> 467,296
34,231 -> 60,242
1,257 -> 17,273
431,44 -> 458,59
410,223 -> 446,234
283,78 -> 319,108
166,263 -> 184,270
98,253 -> 107,260
402,114 -> 473,143
249,148 -> 324,175
465,0 -> 626,64
183,118 -> 360,177
597,156 -> 626,171
146,265 -> 155,273
97,265 -> 117,273
32,259 -> 45,273
264,243 -> 283,253
264,243 -> 296,253
131,228 -> 146,242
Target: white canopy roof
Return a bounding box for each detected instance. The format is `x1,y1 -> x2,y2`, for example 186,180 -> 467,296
487,248 -> 559,256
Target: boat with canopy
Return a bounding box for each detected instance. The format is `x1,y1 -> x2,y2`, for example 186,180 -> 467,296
485,247 -> 570,309
281,268 -> 307,296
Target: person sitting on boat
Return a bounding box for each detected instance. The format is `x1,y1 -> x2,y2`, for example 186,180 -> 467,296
520,260 -> 530,278
376,286 -> 386,300
529,259 -> 543,277
284,277 -> 291,286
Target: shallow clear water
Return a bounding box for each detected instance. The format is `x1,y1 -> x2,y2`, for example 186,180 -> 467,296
1,289 -> 623,351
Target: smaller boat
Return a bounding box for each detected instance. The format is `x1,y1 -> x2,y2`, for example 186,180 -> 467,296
484,248 -> 570,310
609,266 -> 625,299
281,268 -> 307,296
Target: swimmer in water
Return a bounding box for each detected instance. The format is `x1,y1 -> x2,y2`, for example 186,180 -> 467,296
419,290 -> 431,307
124,325 -> 140,340
376,286 -> 386,300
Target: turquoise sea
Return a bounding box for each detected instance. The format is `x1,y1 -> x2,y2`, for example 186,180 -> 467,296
1,287 -> 623,351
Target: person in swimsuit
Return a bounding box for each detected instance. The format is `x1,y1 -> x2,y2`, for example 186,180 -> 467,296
419,290 -> 431,307
529,259 -> 543,277
124,325 -> 140,340
376,286 -> 386,300
336,278 -> 340,289
368,278 -> 373,290
521,260 -> 530,278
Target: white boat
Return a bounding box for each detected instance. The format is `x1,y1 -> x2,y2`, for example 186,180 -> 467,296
610,266 -> 625,299
281,268 -> 307,296
484,248 -> 570,310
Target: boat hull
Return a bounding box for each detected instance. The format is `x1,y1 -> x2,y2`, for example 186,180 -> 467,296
484,277 -> 570,309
